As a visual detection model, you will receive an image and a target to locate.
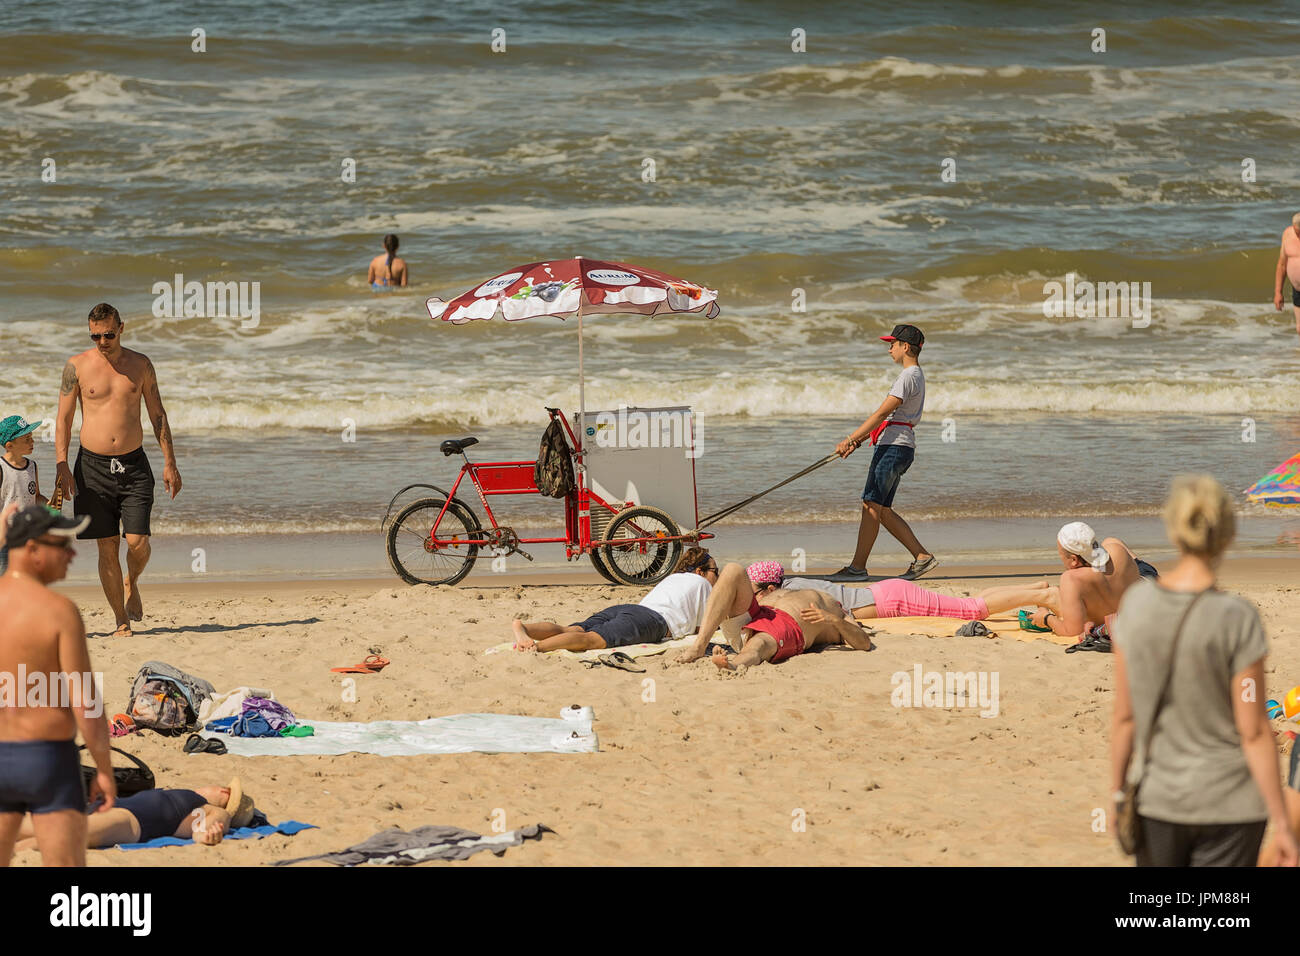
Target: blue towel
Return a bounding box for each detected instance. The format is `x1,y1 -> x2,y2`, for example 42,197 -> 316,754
114,820 -> 316,850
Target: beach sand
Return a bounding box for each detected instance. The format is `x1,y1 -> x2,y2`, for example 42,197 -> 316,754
13,557 -> 1298,867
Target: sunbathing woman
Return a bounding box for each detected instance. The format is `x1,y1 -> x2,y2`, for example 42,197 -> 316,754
744,560 -> 1059,621
13,777 -> 254,850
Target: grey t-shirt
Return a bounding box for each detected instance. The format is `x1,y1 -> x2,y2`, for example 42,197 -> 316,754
0,456 -> 38,510
783,578 -> 875,610
879,365 -> 924,448
1112,579 -> 1269,825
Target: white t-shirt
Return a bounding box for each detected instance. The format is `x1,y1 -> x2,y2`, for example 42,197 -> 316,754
639,572 -> 712,638
879,364 -> 924,448
0,457 -> 38,510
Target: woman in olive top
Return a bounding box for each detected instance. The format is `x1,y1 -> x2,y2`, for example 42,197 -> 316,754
1110,475 -> 1297,866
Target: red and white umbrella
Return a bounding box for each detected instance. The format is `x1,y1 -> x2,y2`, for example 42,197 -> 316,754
426,257 -> 719,448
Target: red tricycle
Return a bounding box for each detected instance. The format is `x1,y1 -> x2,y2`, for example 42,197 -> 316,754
382,407 -> 713,587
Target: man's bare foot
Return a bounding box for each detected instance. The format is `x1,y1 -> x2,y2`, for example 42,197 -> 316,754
125,582 -> 143,622
511,620 -> 536,652
113,623 -> 133,638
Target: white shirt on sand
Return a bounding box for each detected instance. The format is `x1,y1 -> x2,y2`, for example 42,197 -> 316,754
639,573 -> 712,638
879,365 -> 924,449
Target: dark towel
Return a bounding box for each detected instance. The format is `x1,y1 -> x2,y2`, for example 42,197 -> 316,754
274,823 -> 552,866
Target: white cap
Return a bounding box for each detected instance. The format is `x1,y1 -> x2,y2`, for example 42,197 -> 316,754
1058,521 -> 1109,572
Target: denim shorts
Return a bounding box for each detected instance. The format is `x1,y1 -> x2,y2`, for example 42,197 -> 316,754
861,443 -> 915,508
572,604 -> 670,648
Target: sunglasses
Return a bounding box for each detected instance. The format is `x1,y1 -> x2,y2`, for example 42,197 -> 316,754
705,564 -> 719,573
89,332 -> 118,342
34,536 -> 73,550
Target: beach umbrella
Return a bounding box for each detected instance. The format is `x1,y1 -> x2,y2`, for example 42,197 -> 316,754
1244,450 -> 1300,506
425,257 -> 719,451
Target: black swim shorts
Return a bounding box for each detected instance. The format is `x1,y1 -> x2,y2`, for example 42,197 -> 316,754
1292,288 -> 1300,308
0,739 -> 86,815
571,604 -> 670,648
73,446 -> 155,539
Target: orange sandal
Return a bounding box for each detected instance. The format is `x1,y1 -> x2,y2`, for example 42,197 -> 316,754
330,654 -> 390,674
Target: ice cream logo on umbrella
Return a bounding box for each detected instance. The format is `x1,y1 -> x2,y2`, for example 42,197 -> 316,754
510,278 -> 578,302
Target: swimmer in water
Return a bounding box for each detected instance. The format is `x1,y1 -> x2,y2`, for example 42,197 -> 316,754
368,234 -> 408,291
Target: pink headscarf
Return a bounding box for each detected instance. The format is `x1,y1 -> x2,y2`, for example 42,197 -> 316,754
746,560 -> 784,585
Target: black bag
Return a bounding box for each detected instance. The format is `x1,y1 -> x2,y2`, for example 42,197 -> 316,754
78,744 -> 156,798
533,418 -> 575,499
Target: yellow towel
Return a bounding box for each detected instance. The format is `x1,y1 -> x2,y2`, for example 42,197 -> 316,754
864,613 -> 1076,645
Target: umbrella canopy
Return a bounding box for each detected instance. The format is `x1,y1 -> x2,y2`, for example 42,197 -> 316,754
1245,450 -> 1300,506
425,257 -> 720,323
425,257 -> 719,454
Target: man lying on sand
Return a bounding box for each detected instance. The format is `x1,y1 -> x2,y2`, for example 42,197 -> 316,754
513,547 -> 718,652
1021,521 -> 1155,651
677,563 -> 873,672
748,560 -> 1059,622
13,778 -> 254,850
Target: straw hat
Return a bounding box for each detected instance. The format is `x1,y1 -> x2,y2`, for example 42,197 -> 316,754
225,776 -> 256,829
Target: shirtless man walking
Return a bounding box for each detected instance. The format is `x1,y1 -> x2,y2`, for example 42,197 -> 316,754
677,563 -> 874,672
1273,212 -> 1300,337
1024,521 -> 1151,651
0,505 -> 115,866
55,303 -> 181,638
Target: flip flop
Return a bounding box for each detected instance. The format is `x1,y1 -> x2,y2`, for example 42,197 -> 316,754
1065,634 -> 1112,654
330,654 -> 391,674
183,734 -> 228,754
1018,609 -> 1052,632
599,651 -> 646,673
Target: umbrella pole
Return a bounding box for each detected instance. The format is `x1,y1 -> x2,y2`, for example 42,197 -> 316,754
577,298 -> 585,461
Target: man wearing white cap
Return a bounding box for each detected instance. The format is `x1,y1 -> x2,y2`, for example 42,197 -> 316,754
1024,521 -> 1151,651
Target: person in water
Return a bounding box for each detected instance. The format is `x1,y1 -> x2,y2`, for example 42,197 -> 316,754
368,234 -> 409,291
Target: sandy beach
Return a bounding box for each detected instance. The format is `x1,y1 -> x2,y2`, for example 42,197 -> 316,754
11,556 -> 1295,868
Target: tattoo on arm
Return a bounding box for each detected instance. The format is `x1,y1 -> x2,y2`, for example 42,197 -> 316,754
60,361 -> 78,395
154,411 -> 172,449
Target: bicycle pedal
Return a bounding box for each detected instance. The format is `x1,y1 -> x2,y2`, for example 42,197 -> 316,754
515,548 -> 535,562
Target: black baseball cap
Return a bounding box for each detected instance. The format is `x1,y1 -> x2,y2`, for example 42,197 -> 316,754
880,324 -> 924,348
5,505 -> 89,548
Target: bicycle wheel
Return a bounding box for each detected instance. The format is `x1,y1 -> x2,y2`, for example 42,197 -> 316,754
588,548 -> 621,584
386,498 -> 480,586
600,506 -> 682,587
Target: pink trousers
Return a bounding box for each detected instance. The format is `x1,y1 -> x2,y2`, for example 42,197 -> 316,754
870,578 -> 989,620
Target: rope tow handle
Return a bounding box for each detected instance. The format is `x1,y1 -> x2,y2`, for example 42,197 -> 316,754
695,453 -> 840,531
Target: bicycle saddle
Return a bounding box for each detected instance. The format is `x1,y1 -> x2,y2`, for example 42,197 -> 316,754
440,437 -> 479,456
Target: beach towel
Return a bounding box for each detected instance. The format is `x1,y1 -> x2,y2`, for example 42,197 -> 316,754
197,707 -> 598,756
275,823 -> 551,867
485,634 -> 697,660
114,820 -> 316,851
865,613 -> 1075,645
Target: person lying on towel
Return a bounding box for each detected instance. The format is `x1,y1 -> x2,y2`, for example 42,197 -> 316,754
1020,522 -> 1156,651
512,547 -> 718,653
12,777 -> 255,850
746,560 -> 1059,623
676,562 -> 875,670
